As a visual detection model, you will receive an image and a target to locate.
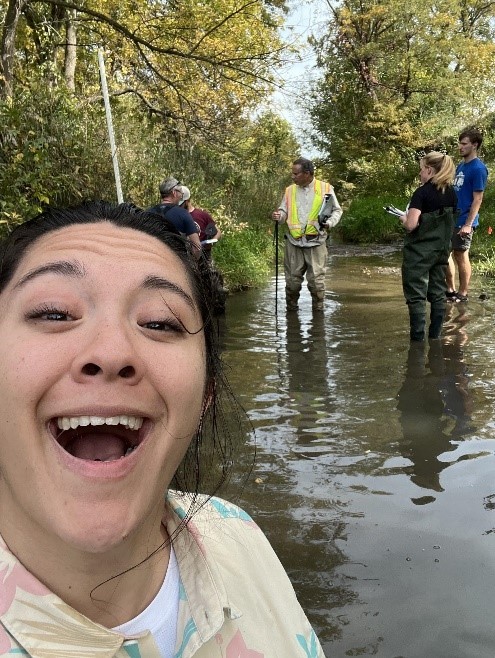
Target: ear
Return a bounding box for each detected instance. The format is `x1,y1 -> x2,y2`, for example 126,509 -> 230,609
202,378 -> 216,415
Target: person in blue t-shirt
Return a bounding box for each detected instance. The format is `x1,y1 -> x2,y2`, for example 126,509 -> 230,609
148,177 -> 201,258
446,127 -> 488,303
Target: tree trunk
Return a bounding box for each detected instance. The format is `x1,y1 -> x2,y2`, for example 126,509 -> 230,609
64,8 -> 77,91
0,0 -> 28,98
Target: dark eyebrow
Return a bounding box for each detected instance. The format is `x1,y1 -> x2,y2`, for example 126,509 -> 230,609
142,275 -> 196,309
14,260 -> 86,289
14,263 -> 196,310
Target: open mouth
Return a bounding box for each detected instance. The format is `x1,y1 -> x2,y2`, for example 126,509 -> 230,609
49,415 -> 147,462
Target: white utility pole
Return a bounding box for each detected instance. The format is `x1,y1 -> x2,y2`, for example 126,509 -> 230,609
98,48 -> 124,203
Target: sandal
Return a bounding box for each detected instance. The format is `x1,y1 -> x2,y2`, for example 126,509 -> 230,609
455,293 -> 468,303
446,290 -> 457,302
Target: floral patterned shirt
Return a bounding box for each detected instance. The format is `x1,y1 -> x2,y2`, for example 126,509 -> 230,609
0,492 -> 325,657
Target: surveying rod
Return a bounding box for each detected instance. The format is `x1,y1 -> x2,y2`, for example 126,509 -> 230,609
98,48 -> 124,204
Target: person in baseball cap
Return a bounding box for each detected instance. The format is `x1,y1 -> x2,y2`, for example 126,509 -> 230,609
178,186 -> 190,206
158,176 -> 182,197
148,177 -> 201,256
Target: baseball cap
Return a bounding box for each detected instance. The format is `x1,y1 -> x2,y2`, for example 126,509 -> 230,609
179,186 -> 191,204
159,177 -> 181,196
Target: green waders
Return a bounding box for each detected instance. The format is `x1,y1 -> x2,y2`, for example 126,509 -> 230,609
402,207 -> 455,342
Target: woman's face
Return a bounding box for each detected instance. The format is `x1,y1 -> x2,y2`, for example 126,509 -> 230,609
0,223 -> 207,554
419,161 -> 433,184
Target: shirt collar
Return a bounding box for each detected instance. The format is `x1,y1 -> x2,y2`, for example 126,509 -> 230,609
165,493 -> 242,644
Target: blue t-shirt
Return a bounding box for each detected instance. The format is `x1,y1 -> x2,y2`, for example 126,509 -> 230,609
148,204 -> 198,236
453,158 -> 488,227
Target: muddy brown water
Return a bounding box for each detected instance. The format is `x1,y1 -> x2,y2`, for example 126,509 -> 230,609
218,243 -> 495,658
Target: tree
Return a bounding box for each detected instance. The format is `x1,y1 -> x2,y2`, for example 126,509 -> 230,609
0,0 -> 28,97
309,0 -> 495,193
0,0 -> 307,255
0,0 -> 287,138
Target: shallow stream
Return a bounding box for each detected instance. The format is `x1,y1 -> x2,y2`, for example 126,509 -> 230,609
220,243 -> 495,657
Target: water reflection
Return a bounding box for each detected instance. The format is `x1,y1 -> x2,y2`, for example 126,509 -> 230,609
221,253 -> 495,656
396,304 -> 474,505
285,311 -> 334,448
397,341 -> 453,502
442,304 -> 474,439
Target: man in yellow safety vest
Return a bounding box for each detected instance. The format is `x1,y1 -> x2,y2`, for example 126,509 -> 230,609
272,157 -> 342,312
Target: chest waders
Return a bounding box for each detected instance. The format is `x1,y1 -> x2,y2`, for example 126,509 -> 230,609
402,207 -> 455,341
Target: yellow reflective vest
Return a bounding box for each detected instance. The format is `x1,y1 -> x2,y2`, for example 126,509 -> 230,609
284,179 -> 332,239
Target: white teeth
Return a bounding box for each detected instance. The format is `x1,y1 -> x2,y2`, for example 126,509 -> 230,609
57,415 -> 144,431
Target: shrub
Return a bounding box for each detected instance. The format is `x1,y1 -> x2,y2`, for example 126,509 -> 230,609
337,195 -> 405,243
0,84 -> 116,228
213,222 -> 274,290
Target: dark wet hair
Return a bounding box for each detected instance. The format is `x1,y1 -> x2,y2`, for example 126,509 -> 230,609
0,201 -> 232,505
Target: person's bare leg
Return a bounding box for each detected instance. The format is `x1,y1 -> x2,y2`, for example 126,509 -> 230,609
454,249 -> 471,297
446,254 -> 456,294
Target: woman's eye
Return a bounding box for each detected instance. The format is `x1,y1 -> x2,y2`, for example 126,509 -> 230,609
142,319 -> 184,333
45,312 -> 70,321
26,306 -> 73,322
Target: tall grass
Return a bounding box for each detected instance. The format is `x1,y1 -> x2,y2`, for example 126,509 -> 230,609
207,205 -> 275,290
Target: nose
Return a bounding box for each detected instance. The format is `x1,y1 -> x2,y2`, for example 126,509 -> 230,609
80,362 -> 137,379
71,321 -> 145,385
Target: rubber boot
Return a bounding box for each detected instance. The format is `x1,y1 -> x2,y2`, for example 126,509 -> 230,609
286,291 -> 299,312
428,308 -> 444,339
409,311 -> 426,342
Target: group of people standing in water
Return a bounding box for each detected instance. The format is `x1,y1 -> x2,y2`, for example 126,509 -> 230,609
399,126 -> 488,342
272,127 -> 488,343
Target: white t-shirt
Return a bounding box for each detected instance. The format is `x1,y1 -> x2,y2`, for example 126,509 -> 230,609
113,547 -> 179,658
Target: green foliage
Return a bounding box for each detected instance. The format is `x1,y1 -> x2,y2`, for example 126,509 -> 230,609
0,0 -> 296,294
309,0 -> 495,194
0,65 -> 295,288
0,82 -> 116,225
231,111 -> 299,176
305,0 -> 495,273
1,0 -> 288,134
471,226 -> 495,277
337,195 -> 405,243
214,224 -> 274,290
469,178 -> 495,259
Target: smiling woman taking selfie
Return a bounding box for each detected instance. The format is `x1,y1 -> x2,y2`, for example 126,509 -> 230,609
0,201 -> 324,657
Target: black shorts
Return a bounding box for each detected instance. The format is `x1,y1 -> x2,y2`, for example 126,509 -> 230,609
451,226 -> 475,252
